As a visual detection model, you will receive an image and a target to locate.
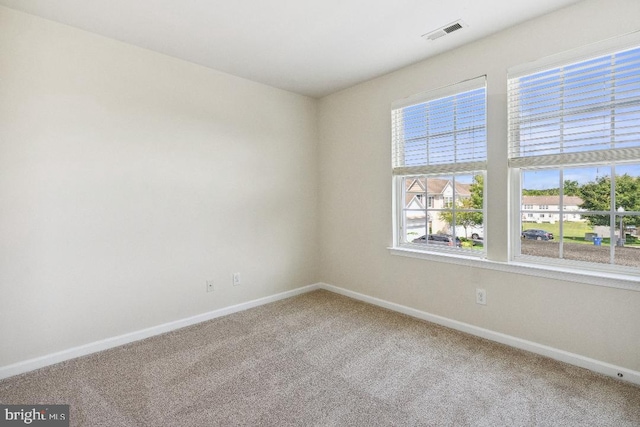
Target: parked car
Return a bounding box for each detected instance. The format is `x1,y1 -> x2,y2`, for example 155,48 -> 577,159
412,234 -> 462,247
521,229 -> 554,240
455,225 -> 483,240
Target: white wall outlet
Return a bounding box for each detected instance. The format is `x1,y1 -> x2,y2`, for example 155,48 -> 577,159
476,288 -> 487,305
232,273 -> 241,286
206,280 -> 214,293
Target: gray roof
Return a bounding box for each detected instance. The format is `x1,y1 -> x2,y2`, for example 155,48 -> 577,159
522,195 -> 583,206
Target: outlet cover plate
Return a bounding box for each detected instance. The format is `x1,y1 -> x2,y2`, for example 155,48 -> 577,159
476,288 -> 487,305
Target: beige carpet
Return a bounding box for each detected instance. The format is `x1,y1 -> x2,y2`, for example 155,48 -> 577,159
1,290 -> 639,426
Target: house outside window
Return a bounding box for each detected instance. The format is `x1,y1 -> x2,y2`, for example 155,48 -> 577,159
508,38 -> 640,274
392,76 -> 486,254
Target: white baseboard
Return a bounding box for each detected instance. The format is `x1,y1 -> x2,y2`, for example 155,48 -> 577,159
3,282 -> 638,387
0,283 -> 321,380
317,283 -> 640,387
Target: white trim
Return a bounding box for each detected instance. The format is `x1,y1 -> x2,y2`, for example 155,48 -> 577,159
508,148 -> 640,169
391,75 -> 486,110
317,282 -> 640,386
0,284 -> 320,380
2,282 -> 638,388
389,246 -> 640,292
393,161 -> 487,177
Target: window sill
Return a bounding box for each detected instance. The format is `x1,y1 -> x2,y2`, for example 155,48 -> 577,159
389,246 -> 640,292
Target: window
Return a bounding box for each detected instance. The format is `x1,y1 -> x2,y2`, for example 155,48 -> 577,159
392,76 -> 486,254
508,41 -> 640,274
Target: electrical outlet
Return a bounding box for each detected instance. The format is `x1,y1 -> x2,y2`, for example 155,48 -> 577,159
476,288 -> 487,305
206,280 -> 214,293
233,273 -> 241,286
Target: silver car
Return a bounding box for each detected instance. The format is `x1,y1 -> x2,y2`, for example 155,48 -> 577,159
412,234 -> 462,247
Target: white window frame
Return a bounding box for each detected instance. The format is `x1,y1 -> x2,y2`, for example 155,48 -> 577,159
391,76 -> 487,257
507,32 -> 640,278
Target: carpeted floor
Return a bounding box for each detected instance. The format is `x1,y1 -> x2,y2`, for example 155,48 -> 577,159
1,290 -> 639,426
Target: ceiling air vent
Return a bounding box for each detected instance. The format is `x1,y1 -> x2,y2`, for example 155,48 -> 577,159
422,20 -> 466,41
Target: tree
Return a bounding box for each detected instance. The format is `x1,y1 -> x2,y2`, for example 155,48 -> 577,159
578,176 -> 611,226
523,188 -> 559,196
439,175 -> 484,237
578,174 -> 640,227
522,180 -> 577,196
616,174 -> 640,225
469,174 -> 484,211
563,180 -> 580,196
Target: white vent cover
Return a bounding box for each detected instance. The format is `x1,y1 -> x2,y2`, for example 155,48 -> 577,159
422,20 -> 466,41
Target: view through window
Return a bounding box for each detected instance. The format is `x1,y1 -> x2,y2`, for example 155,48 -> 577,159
509,44 -> 640,271
519,165 -> 640,268
401,173 -> 484,250
393,77 -> 486,254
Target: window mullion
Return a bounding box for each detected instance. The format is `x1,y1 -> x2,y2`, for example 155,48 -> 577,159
610,165 -> 616,264
559,169 -> 564,259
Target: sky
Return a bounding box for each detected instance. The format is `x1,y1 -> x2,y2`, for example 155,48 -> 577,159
522,164 -> 640,190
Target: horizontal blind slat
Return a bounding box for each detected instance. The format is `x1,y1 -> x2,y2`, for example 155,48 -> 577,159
392,78 -> 486,173
508,45 -> 640,164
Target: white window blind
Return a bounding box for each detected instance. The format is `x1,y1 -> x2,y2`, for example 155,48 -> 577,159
392,76 -> 487,175
508,44 -> 640,168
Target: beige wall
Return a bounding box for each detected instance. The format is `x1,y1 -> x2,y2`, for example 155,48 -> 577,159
2,0 -> 640,375
0,7 -> 319,366
318,0 -> 640,371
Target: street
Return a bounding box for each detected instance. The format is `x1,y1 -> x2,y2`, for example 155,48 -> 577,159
521,240 -> 639,268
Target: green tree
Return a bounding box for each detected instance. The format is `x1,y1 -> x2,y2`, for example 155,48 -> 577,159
579,175 -> 611,226
469,174 -> 484,210
522,180 -> 577,196
578,174 -> 640,227
439,175 -> 484,237
563,179 -> 580,196
523,188 -> 559,196
616,174 -> 640,223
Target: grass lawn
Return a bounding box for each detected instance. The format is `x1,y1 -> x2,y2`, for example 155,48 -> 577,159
522,221 -> 592,238
522,222 -> 640,247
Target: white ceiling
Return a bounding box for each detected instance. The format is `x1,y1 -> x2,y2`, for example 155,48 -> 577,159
0,0 -> 583,98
